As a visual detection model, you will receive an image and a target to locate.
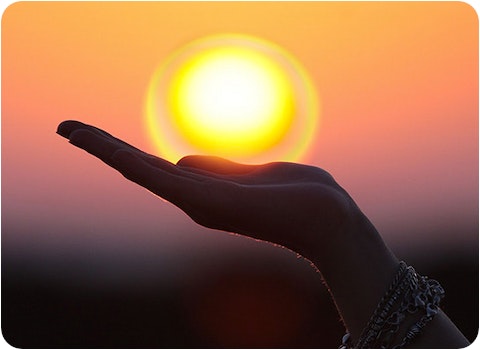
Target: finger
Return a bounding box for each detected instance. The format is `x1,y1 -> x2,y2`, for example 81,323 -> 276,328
110,149 -> 200,203
57,120 -> 90,138
111,149 -> 237,229
125,151 -> 219,183
58,120 -> 146,156
63,123 -> 210,184
177,155 -> 260,175
68,129 -> 140,167
68,129 -> 193,177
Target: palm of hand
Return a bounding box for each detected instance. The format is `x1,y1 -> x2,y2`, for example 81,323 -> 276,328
176,158 -> 353,255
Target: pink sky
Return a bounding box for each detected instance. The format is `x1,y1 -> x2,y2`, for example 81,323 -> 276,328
2,2 -> 478,254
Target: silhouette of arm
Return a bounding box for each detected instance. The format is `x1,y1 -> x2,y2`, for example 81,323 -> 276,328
57,120 -> 469,348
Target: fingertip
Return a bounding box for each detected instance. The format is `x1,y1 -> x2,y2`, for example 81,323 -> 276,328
111,149 -> 139,167
177,155 -> 230,168
177,155 -> 254,175
68,129 -> 92,147
56,121 -> 73,138
56,120 -> 88,139
176,155 -> 203,167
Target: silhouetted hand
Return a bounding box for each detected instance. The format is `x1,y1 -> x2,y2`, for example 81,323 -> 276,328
57,120 -> 469,348
57,120 -> 358,259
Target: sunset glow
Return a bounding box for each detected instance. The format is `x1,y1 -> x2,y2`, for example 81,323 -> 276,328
145,34 -> 319,163
3,0 -> 478,272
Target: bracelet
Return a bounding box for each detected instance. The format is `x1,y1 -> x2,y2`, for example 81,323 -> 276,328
339,261 -> 445,349
340,262 -> 411,349
356,264 -> 416,348
392,276 -> 445,348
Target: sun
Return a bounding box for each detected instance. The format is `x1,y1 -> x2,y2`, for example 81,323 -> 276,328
145,34 -> 319,163
169,45 -> 295,157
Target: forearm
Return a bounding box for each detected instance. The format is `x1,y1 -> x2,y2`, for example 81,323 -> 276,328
409,310 -> 469,348
308,212 -> 400,340
305,213 -> 469,348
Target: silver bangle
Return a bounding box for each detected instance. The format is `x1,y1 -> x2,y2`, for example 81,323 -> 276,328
339,261 -> 445,349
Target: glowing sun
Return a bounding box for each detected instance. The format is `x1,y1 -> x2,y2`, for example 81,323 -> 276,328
145,34 -> 319,163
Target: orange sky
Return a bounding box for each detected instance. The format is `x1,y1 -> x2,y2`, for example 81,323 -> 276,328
2,2 -> 478,252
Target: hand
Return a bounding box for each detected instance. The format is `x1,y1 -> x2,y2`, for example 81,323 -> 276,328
56,120 -> 395,338
56,120 -> 470,347
56,120 -> 358,260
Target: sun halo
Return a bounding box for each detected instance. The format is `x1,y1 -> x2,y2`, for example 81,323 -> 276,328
145,34 -> 319,164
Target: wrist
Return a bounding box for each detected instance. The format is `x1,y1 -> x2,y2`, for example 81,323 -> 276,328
306,210 -> 400,339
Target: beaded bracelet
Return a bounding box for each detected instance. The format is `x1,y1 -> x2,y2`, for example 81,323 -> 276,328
339,261 -> 445,349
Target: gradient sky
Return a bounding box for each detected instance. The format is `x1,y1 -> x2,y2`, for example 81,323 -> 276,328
2,2 -> 478,260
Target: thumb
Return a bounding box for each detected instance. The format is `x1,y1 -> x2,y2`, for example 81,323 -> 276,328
177,155 -> 258,175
